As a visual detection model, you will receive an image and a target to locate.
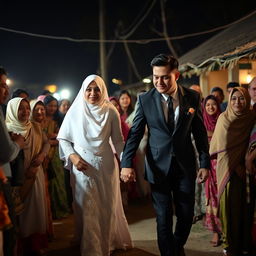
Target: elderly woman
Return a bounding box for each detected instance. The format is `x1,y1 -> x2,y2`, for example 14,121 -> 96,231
6,97 -> 50,256
57,75 -> 132,256
210,87 -> 256,256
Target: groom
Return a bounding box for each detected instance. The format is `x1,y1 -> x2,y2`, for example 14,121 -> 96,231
120,54 -> 210,256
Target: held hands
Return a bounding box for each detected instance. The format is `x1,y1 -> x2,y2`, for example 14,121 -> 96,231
196,168 -> 209,183
69,153 -> 88,172
120,168 -> 136,183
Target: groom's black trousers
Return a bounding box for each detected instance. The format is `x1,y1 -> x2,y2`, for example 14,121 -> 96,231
151,158 -> 196,256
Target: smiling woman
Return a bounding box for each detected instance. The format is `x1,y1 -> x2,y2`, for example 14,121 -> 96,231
84,81 -> 101,104
230,90 -> 246,114
5,97 -> 50,256
202,95 -> 222,247
17,100 -> 30,122
57,74 -> 133,256
209,87 -> 256,255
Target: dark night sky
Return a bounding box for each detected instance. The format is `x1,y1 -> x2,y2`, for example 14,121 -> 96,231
0,1 -> 255,98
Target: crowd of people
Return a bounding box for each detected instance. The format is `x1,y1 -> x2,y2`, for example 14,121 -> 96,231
0,53 -> 256,256
0,67 -> 74,256
190,80 -> 256,256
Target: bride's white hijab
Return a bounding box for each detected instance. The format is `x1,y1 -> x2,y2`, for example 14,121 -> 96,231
58,74 -> 113,155
6,97 -> 32,139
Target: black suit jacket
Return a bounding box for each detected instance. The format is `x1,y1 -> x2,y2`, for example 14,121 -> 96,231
121,86 -> 210,184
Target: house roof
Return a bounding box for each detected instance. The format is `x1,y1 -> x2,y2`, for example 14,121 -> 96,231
179,11 -> 256,77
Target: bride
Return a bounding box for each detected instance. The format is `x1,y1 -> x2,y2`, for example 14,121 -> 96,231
57,74 -> 133,256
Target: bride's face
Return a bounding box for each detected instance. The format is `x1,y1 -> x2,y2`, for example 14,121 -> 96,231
84,81 -> 102,105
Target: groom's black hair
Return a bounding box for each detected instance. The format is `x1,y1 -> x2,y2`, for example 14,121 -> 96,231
150,54 -> 179,70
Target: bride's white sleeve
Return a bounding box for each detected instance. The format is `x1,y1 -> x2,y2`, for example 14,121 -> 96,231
59,139 -> 75,171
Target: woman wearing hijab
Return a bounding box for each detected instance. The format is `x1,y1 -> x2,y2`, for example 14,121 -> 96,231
210,87 -> 256,256
30,100 -> 46,124
57,75 -> 132,256
30,99 -> 54,240
202,95 -> 222,246
6,97 -> 50,256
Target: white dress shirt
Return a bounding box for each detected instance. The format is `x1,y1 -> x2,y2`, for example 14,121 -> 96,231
161,89 -> 179,126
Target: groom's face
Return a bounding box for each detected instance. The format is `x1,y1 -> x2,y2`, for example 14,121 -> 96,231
152,65 -> 180,95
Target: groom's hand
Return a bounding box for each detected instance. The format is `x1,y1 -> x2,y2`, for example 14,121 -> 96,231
197,168 -> 209,183
120,168 -> 136,183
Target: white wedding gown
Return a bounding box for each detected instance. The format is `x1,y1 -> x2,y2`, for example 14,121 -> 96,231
59,111 -> 133,256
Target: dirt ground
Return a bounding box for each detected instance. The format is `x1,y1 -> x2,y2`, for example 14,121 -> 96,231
47,199 -> 223,256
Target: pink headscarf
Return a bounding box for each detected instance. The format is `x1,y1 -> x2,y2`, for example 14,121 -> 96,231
109,96 -> 121,113
203,95 -> 221,132
37,95 -> 47,102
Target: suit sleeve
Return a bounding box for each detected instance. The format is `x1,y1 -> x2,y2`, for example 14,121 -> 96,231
120,96 -> 146,168
191,95 -> 211,169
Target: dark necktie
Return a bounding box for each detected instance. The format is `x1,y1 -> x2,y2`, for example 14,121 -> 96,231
167,96 -> 175,133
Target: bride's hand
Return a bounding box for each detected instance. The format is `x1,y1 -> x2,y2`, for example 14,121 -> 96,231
69,153 -> 88,172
